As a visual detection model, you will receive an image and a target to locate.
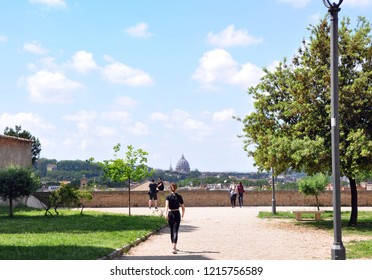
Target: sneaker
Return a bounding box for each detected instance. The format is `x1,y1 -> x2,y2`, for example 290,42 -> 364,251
155,207 -> 158,210
172,249 -> 177,254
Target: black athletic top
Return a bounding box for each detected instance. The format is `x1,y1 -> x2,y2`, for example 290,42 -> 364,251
166,192 -> 184,210
149,182 -> 158,193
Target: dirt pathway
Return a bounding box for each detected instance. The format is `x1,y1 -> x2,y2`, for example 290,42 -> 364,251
93,207 -> 337,260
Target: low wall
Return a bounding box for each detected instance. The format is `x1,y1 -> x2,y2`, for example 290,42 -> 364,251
34,190 -> 372,208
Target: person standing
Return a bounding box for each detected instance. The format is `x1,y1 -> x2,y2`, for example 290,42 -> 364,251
148,179 -> 158,210
229,182 -> 237,208
237,182 -> 245,208
164,183 -> 185,254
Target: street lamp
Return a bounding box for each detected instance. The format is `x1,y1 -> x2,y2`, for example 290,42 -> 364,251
271,168 -> 276,214
323,0 -> 346,260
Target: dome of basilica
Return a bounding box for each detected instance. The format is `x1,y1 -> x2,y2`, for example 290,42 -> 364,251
175,154 -> 190,173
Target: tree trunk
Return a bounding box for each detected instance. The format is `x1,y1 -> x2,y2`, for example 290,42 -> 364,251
348,177 -> 358,226
9,197 -> 13,217
315,195 -> 320,211
128,178 -> 131,216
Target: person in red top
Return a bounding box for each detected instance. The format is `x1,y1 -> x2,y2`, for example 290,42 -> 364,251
164,183 -> 185,254
237,182 -> 245,208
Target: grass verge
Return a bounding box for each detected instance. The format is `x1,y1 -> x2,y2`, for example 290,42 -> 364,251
258,210 -> 372,259
0,206 -> 166,260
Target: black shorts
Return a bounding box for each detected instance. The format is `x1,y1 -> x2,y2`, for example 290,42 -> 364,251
149,192 -> 157,200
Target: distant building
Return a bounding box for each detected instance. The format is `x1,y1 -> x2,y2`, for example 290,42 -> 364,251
169,160 -> 173,172
0,134 -> 32,169
80,176 -> 88,188
46,164 -> 57,171
175,154 -> 190,174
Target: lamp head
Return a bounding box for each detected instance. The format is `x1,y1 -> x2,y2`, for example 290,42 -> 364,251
323,0 -> 343,8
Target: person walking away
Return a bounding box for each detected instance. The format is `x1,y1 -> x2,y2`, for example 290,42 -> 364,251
229,183 -> 237,208
164,183 -> 185,254
237,182 -> 245,207
148,179 -> 158,210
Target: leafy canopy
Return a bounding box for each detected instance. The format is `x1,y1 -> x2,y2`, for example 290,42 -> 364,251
240,16 -> 372,178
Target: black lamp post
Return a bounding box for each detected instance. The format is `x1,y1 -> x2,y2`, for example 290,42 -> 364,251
271,168 -> 276,215
323,0 -> 346,260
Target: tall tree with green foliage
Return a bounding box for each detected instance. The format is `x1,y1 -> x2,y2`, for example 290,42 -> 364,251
298,173 -> 329,210
96,144 -> 152,216
238,16 -> 372,226
4,125 -> 42,166
0,165 -> 41,217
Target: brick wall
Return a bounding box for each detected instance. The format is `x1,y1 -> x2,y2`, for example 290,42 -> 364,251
0,135 -> 32,169
34,189 -> 372,208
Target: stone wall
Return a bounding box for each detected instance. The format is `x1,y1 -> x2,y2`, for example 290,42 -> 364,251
34,189 -> 372,208
0,135 -> 32,169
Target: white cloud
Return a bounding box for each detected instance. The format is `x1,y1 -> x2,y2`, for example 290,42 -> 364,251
192,49 -> 264,89
267,60 -> 281,72
171,109 -> 191,122
29,0 -> 66,8
25,70 -> 83,103
127,122 -> 149,136
101,111 -> 131,123
0,35 -> 7,42
93,125 -> 117,137
277,0 -> 311,8
125,22 -> 152,38
0,112 -> 55,132
70,51 -> 98,74
38,57 -> 59,70
343,0 -> 372,8
102,61 -> 154,87
23,41 -> 48,55
183,118 -> 209,131
207,25 -> 263,48
114,96 -> 140,108
149,112 -> 169,122
182,118 -> 212,140
63,110 -> 97,123
213,108 -> 236,122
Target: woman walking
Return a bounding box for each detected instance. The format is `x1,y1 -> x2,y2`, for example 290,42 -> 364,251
237,182 -> 245,207
164,183 -> 185,254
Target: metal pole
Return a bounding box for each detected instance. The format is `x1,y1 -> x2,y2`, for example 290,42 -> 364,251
323,0 -> 346,260
272,168 -> 276,215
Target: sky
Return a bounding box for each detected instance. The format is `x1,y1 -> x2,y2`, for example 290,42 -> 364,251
0,0 -> 371,172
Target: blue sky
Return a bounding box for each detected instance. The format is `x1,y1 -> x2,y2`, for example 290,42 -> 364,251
0,0 -> 371,172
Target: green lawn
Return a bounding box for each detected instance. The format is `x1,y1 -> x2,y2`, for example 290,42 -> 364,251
0,206 -> 166,260
258,210 -> 372,259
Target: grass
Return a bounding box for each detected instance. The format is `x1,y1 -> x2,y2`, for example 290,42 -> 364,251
0,206 -> 166,260
258,210 -> 372,259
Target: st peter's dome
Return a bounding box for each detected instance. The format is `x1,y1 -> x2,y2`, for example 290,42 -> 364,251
175,154 -> 190,173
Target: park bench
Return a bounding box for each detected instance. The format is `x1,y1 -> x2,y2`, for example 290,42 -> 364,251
292,210 -> 325,221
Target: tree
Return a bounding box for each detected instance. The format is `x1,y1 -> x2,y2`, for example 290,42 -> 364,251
238,16 -> 372,225
4,125 -> 42,166
298,174 -> 329,210
0,165 -> 41,217
43,184 -> 92,216
96,144 -> 153,216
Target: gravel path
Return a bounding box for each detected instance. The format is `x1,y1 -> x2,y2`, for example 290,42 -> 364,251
91,206 -> 345,260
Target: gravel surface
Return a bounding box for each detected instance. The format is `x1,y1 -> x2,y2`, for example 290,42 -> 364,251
88,206 -> 361,260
